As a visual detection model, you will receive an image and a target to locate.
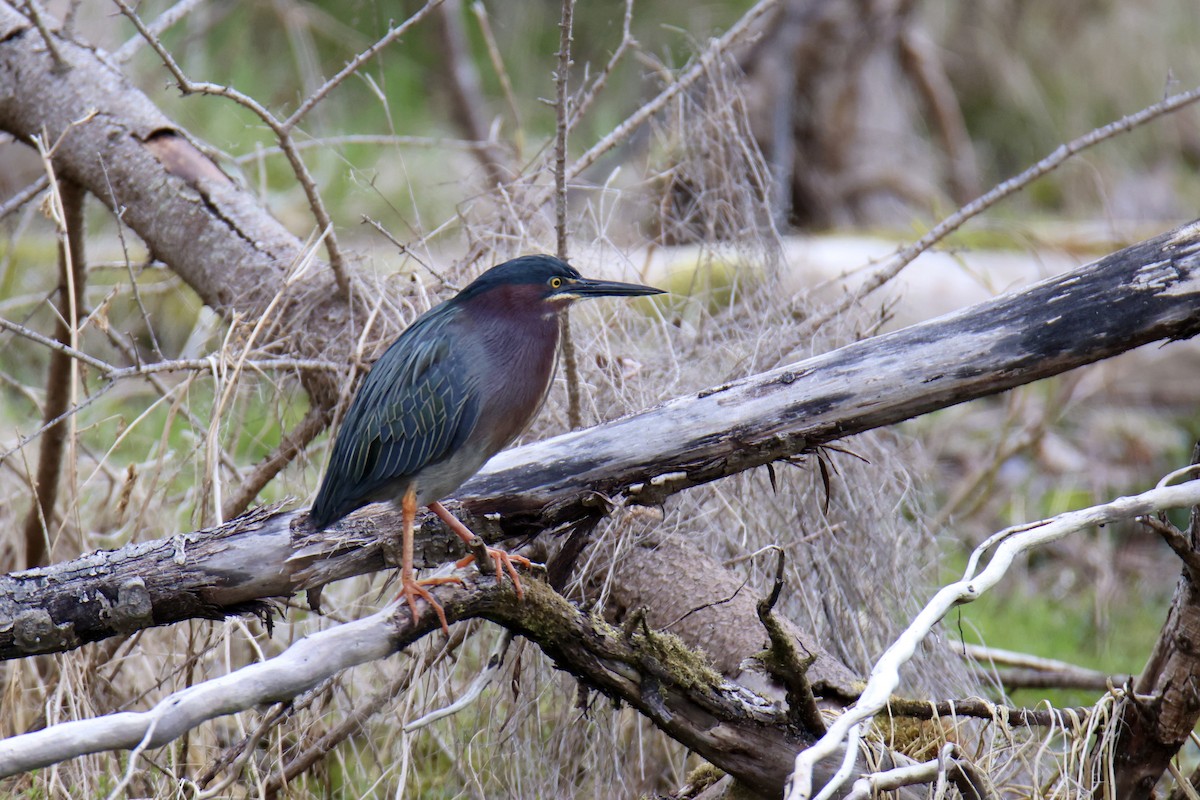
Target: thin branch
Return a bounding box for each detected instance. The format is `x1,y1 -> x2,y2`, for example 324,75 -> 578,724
112,0 -> 205,64
21,170 -> 85,568
403,630 -> 512,732
0,318 -> 342,378
959,642 -> 1128,691
566,0 -> 635,133
20,0 -> 63,70
449,0 -> 777,275
981,666 -> 1124,692
565,0 -> 778,183
884,696 -> 1094,728
470,1 -> 523,157
108,0 -> 440,300
554,0 -> 582,430
1142,514 -> 1200,581
845,744 -> 999,800
0,175 -> 48,221
258,629 -> 468,794
230,133 -> 493,164
553,0 -> 575,261
787,475 -> 1200,800
796,82 -> 1200,340
756,547 -> 825,734
281,1 -> 443,133
0,382 -> 114,466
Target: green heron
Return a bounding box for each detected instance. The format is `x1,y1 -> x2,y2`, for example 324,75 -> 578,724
309,254 -> 663,630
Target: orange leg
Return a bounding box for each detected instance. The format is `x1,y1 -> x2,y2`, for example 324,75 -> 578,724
428,501 -> 532,600
396,485 -> 460,634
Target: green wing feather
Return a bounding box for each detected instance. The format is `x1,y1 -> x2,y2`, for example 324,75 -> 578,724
310,310 -> 479,526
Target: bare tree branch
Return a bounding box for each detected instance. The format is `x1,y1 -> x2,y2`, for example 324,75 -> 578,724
795,82 -> 1200,341
1108,447 -> 1200,799
0,574 -> 853,797
788,476 -> 1200,800
0,0 -> 405,435
554,0 -> 582,429
20,174 -> 84,568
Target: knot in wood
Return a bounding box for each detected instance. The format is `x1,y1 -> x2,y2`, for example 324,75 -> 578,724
105,577 -> 154,633
13,608 -> 78,654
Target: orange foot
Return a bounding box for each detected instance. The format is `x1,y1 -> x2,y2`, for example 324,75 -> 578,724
397,575 -> 462,634
456,546 -> 534,599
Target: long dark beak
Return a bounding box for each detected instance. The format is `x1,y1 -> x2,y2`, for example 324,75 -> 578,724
560,277 -> 665,299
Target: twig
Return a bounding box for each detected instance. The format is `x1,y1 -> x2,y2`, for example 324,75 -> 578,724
796,82 -> 1200,341
755,547 -> 825,734
110,0 -> 350,296
252,626 -> 469,794
1143,515 -> 1200,582
102,714 -> 162,800
959,641 -> 1099,672
958,642 -> 1127,690
230,134 -> 493,164
192,701 -> 283,798
403,630 -> 512,732
554,0 -> 582,430
565,0 -> 779,183
786,475 -> 1200,800
100,154 -> 163,359
450,0 -> 777,275
566,0 -> 635,133
0,318 -> 342,379
199,228 -> 328,524
471,2 -> 523,157
112,0 -> 205,64
0,176 -> 49,222
979,666 -> 1124,691
20,0 -> 64,70
845,744 -> 998,800
0,383 -> 113,467
282,1 -> 443,133
111,0 -> 441,300
884,696 -> 1093,728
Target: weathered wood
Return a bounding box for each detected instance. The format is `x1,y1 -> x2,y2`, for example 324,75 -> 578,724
0,573 -> 861,799
1107,445 -> 1200,799
4,220 -> 1200,666
456,221 -> 1200,530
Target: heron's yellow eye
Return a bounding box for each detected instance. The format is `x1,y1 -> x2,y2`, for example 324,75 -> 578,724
549,277 -> 563,289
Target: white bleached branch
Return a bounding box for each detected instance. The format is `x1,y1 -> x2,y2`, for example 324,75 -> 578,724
0,605 -> 405,777
787,475 -> 1200,800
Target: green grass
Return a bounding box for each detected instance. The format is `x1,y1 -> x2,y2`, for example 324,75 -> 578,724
952,561 -> 1168,708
